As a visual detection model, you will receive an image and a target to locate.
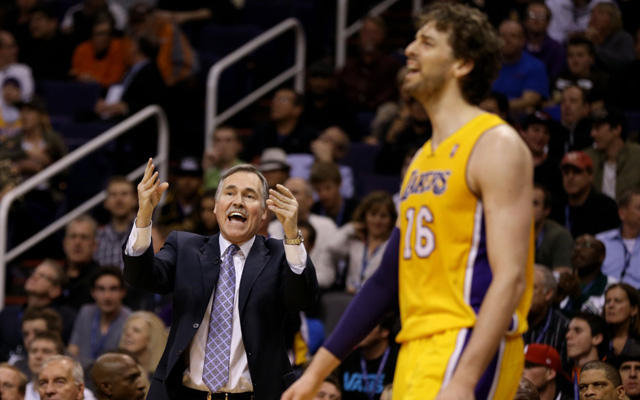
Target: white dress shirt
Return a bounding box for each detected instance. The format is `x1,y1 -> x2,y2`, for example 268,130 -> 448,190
125,221 -> 307,393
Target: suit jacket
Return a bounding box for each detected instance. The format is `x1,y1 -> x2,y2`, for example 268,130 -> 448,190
123,231 -> 318,400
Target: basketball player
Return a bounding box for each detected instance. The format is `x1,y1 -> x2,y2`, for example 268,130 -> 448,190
282,3 -> 534,400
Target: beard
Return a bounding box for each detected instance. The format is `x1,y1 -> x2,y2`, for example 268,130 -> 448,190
402,67 -> 448,103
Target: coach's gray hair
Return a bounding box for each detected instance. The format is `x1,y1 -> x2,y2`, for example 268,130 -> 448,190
535,265 -> 557,298
40,355 -> 84,385
215,164 -> 269,209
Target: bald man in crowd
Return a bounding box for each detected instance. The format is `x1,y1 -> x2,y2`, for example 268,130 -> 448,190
91,353 -> 145,400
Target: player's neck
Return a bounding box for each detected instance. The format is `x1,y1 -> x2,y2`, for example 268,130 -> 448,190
422,93 -> 482,149
575,348 -> 599,368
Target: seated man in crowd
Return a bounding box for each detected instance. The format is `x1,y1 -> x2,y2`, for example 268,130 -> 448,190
522,344 -> 571,400
158,156 -> 203,233
578,360 -> 625,400
62,215 -> 100,311
91,353 -> 146,400
202,126 -> 244,191
523,1 -> 565,81
10,307 -> 63,377
37,356 -> 86,400
552,85 -> 593,157
533,184 -> 573,271
0,362 -> 27,400
310,162 -> 359,227
68,267 -> 131,369
584,107 -> 640,201
550,151 -> 619,238
522,112 -> 563,200
566,313 -> 608,386
616,340 -> 640,400
558,234 -> 616,315
597,188 -> 640,289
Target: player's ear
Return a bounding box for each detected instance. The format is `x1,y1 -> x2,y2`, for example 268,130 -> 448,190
452,59 -> 474,79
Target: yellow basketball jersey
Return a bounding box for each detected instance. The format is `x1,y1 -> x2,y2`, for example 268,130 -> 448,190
396,113 -> 533,343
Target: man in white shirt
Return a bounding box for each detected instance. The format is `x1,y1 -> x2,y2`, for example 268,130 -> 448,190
123,160 -> 318,400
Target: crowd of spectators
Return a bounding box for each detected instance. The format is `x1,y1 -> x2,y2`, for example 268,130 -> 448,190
0,0 -> 639,399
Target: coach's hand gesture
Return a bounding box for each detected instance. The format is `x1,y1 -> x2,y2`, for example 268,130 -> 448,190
267,184 -> 299,240
136,158 -> 169,228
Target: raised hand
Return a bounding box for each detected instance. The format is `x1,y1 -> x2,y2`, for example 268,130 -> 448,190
266,184 -> 299,239
136,158 -> 169,227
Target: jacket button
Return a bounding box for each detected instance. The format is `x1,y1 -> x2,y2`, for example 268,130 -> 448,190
193,323 -> 199,329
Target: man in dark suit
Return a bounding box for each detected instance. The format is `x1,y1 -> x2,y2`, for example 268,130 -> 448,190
123,160 -> 318,400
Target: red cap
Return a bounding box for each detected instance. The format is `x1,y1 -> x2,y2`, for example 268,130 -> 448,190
524,344 -> 562,373
560,151 -> 593,171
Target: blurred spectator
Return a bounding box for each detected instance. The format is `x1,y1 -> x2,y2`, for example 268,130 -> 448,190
309,162 -> 358,227
94,34 -> 164,120
596,188 -> 640,288
550,151 -> 619,237
0,260 -> 76,362
193,189 -> 219,236
2,0 -> 39,51
118,311 -> 167,376
158,156 -> 203,233
301,60 -> 357,138
584,107 -> 640,200
374,95 -> 431,175
0,30 -> 34,101
245,88 -> 319,161
546,0 -> 613,44
268,177 -> 338,289
551,85 -> 594,157
336,16 -> 401,112
37,356 -> 87,400
94,177 -> 136,269
0,363 -> 27,400
522,112 -> 563,199
61,0 -> 126,46
9,307 -> 63,377
68,267 -> 131,369
288,126 -> 355,200
61,215 -> 100,311
23,332 -> 72,399
314,375 -> 342,400
256,147 -> 291,190
90,353 -> 145,400
202,126 -> 244,191
0,78 -> 23,139
522,344 -> 569,400
616,340 -> 640,400
20,4 -> 74,81
603,283 -> 640,360
337,314 -> 398,400
126,2 -> 197,88
524,267 -> 570,363
326,192 -> 396,293
585,2 -> 635,73
493,20 -> 549,114
550,36 -> 609,107
609,27 -> 640,111
368,67 -> 409,145
533,184 -> 573,271
565,313 -> 607,384
524,1 -> 566,81
558,234 -> 616,315
70,14 -> 126,88
479,91 -> 511,123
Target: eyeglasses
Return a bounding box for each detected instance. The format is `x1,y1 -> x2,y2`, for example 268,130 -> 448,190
527,11 -> 548,20
31,271 -> 56,283
574,241 -> 595,249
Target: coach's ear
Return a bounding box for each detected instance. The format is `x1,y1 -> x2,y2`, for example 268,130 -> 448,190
452,59 -> 474,79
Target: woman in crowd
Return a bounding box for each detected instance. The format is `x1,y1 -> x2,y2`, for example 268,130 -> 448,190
327,191 -> 397,293
603,283 -> 640,360
119,311 -> 168,375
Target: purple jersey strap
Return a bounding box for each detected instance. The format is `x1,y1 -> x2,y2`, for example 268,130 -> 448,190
323,227 -> 400,360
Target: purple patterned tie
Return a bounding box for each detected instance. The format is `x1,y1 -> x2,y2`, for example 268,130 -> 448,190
203,244 -> 239,392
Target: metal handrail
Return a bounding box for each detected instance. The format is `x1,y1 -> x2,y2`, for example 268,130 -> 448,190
335,0 -> 423,69
205,18 -> 306,150
0,105 -> 169,309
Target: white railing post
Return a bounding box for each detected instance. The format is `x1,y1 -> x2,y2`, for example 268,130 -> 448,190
0,105 -> 169,309
205,18 -> 306,150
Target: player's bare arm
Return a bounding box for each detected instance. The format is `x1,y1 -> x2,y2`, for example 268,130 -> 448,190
437,124 -> 533,399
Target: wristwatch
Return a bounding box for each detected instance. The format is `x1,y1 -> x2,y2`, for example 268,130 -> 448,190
284,230 -> 304,245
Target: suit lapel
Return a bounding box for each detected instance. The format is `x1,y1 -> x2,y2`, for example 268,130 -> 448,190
199,233 -> 222,302
239,236 -> 270,314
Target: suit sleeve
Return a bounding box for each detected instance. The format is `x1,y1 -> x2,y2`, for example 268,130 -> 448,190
281,248 -> 319,312
123,231 -> 178,295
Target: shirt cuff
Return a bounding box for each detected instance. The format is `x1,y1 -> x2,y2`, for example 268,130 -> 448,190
285,242 -> 307,275
124,218 -> 152,256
